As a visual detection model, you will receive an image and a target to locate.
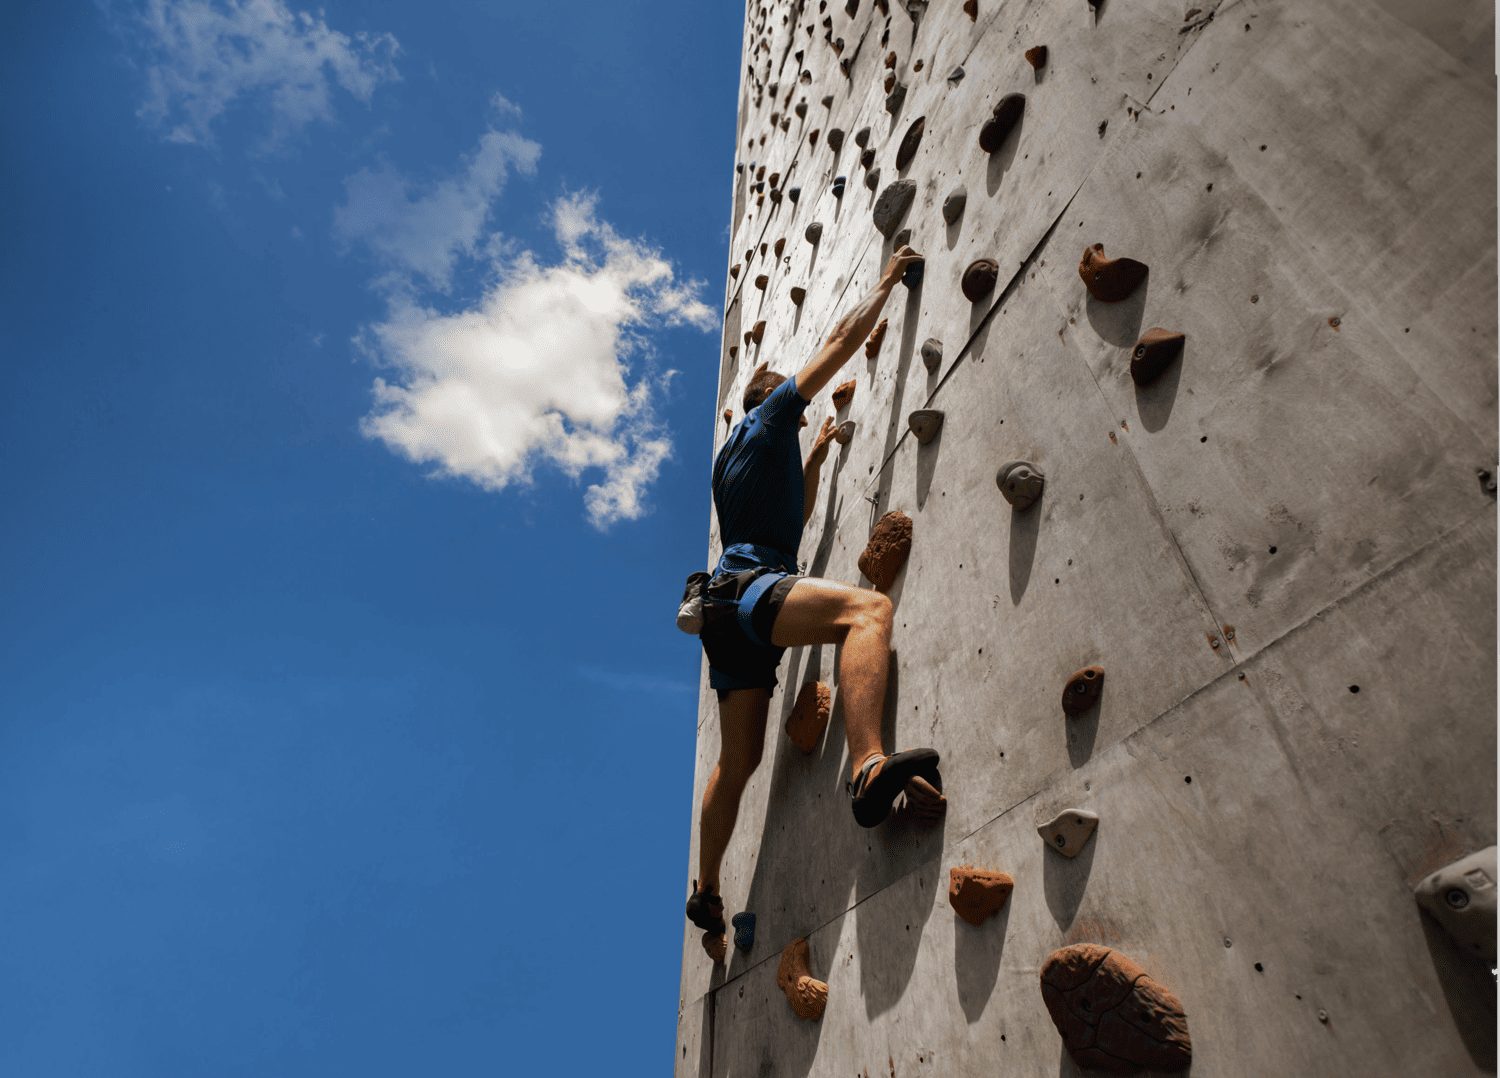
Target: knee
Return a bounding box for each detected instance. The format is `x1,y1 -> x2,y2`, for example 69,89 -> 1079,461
718,740 -> 764,784
849,590 -> 894,634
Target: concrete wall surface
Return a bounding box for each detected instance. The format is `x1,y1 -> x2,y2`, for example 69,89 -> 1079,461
679,1 -> 1498,1075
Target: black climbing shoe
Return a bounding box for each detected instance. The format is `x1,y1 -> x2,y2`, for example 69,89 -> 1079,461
686,881 -> 725,934
848,748 -> 940,828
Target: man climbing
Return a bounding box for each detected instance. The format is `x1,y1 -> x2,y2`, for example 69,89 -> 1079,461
686,246 -> 946,952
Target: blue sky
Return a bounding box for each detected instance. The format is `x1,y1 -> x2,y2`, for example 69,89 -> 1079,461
2,2 -> 739,1072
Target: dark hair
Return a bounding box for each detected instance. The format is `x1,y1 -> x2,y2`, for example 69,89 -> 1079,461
743,369 -> 786,412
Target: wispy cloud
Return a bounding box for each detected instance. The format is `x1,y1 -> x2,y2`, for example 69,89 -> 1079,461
124,0 -> 400,147
356,188 -> 715,529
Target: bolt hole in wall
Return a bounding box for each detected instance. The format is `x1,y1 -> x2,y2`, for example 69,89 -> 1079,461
1184,776 -> 1193,783
1349,685 -> 1359,693
1255,963 -> 1264,972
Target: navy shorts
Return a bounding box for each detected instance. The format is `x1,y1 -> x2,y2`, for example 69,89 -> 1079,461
701,570 -> 803,698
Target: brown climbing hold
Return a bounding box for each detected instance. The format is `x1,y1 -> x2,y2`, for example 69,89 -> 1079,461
948,866 -> 1013,926
996,460 -> 1044,511
768,172 -> 781,188
755,274 -> 769,290
1025,45 -> 1048,69
942,186 -> 967,224
920,338 -> 942,373
728,345 -> 738,359
1037,809 -> 1099,857
730,263 -> 741,278
963,0 -> 977,19
962,259 -> 999,302
871,181 -> 917,239
913,59 -> 923,72
760,242 -> 768,257
756,166 -> 766,181
1041,945 -> 1192,1075
864,318 -> 888,358
854,126 -> 871,149
885,83 -> 906,115
776,938 -> 828,1021
895,116 -> 925,170
884,74 -> 896,94
834,419 -> 855,444
752,320 -> 766,344
773,237 -> 786,258
826,128 -> 845,151
723,408 -> 734,426
805,222 -> 823,244
790,286 -> 807,306
907,409 -> 943,444
744,331 -> 754,346
809,128 -> 820,147
1061,666 -> 1105,716
1078,244 -> 1149,303
703,931 -> 728,963
786,681 -> 831,753
884,51 -> 897,69
860,147 -> 876,170
979,94 -> 1025,153
858,510 -> 912,592
1130,328 -> 1184,385
831,378 -> 856,409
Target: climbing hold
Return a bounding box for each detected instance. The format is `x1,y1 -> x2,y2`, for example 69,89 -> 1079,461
902,257 -> 924,288
755,274 -> 769,290
771,188 -> 783,204
864,318 -> 888,359
826,128 -> 845,151
1061,666 -> 1105,716
920,338 -> 943,373
885,83 -> 907,115
751,320 -> 767,344
854,126 -> 871,149
773,237 -> 786,258
1037,809 -> 1099,857
948,866 -> 1013,926
1130,328 -> 1184,385
795,100 -> 808,118
768,171 -> 780,188
893,228 -> 911,250
979,94 -> 1026,153
732,912 -> 757,954
1041,945 -> 1192,1075
1415,846 -> 1497,961
1079,244 -> 1149,303
822,94 -> 835,108
884,51 -> 897,69
703,931 -> 728,963
835,419 -> 856,444
753,182 -> 765,194
858,510 -> 912,592
756,165 -> 766,180
786,680 -> 831,753
895,116 -> 925,170
884,74 -> 896,94
844,0 -> 858,15
730,263 -> 741,279
736,163 -> 744,174
1025,45 -> 1048,69
790,286 -> 807,306
860,148 -> 876,170
942,186 -> 967,224
996,460 -> 1044,511
947,65 -> 966,84
723,408 -> 733,426
908,409 -> 943,444
962,0 -> 977,19
728,345 -> 738,360
831,379 -> 856,409
805,221 -> 824,244
809,128 -> 820,147
962,258 -> 999,302
832,176 -> 847,198
865,168 -> 881,191
913,59 -> 923,72
872,179 -> 917,238
777,938 -> 828,1021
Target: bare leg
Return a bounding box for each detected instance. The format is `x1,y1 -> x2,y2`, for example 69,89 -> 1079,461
770,578 -> 895,782
697,687 -> 770,892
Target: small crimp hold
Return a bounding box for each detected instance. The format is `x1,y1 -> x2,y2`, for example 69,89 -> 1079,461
826,128 -> 845,151
962,0 -> 977,19
832,379 -> 856,409
996,459 -> 1044,511
884,74 -> 896,94
834,419 -> 856,444
895,116 -> 925,170
1131,327 -> 1184,385
872,179 -> 917,237
1061,666 -> 1105,716
864,318 -> 888,359
805,221 -> 824,244
949,866 -> 1012,926
786,680 -> 831,753
1037,809 -> 1099,857
777,938 -> 828,1021
908,409 -> 943,444
723,408 -> 733,426
947,65 -> 965,83
732,912 -> 757,954
1078,243 -> 1149,303
809,127 -> 821,147
1025,45 -> 1048,69
942,186 -> 967,224
790,286 -> 807,306
884,51 -> 897,69
920,338 -> 942,373
865,168 -> 881,191
979,94 -> 1025,153
962,258 -> 999,302
822,94 -> 835,108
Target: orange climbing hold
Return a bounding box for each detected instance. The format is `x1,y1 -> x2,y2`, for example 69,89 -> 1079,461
864,318 -> 888,359
776,938 -> 828,1020
831,378 -> 856,409
786,681 -> 831,753
948,866 -> 1013,926
1041,945 -> 1192,1075
858,510 -> 912,592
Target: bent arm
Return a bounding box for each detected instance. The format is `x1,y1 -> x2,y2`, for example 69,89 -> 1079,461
794,247 -> 921,402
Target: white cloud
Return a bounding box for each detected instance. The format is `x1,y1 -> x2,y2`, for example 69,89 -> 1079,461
356,191 -> 715,529
128,0 -> 400,146
332,125 -> 541,291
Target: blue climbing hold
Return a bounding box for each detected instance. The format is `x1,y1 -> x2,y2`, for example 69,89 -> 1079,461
788,186 -> 801,204
832,175 -> 846,198
732,912 -> 756,953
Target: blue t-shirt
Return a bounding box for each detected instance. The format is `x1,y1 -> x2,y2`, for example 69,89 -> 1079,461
712,376 -> 811,569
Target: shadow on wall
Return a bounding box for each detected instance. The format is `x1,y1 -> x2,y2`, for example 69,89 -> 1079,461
1008,501 -> 1041,604
1418,906 -> 1498,1072
1042,833 -> 1099,933
1083,275 -> 1148,349
1135,335 -> 1184,433
1065,696 -> 1101,768
954,898 -> 1010,1023
915,423 -> 942,510
985,112 -> 1024,199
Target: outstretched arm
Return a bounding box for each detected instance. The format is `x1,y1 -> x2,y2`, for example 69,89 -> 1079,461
801,416 -> 838,526
794,247 -> 922,402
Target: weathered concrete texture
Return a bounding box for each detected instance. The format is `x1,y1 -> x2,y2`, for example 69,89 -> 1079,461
685,0 -> 1496,1073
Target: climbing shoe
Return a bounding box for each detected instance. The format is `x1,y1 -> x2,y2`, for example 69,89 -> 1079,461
686,880 -> 725,935
848,748 -> 940,828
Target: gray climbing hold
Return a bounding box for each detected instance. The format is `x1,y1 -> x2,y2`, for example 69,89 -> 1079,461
1037,809 -> 1099,858
822,94 -> 834,108
895,116 -> 925,170
872,179 -> 917,237
979,94 -> 1025,153
732,912 -> 757,953
1415,846 -> 1497,962
835,420 -> 856,445
901,258 -> 924,288
832,175 -> 846,198
908,409 -> 943,444
892,228 -> 911,249
942,186 -> 967,225
920,338 -> 942,373
805,221 -> 823,244
854,126 -> 871,149
826,128 -> 845,152
860,148 -> 876,170
865,168 -> 881,191
947,65 -> 965,84
962,258 -> 999,302
795,100 -> 808,118
997,460 -> 1045,511
885,83 -> 907,115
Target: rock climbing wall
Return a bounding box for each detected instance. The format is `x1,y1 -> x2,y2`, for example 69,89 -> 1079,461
679,1 -> 1498,1074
